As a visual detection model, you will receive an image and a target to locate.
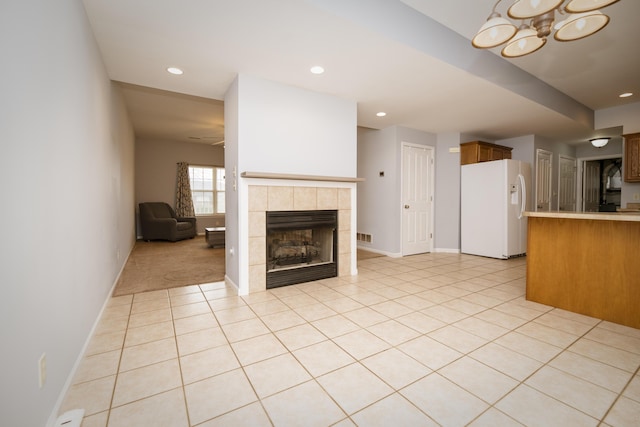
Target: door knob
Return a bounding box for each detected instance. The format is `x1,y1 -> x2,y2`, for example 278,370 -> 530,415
404,205 -> 410,209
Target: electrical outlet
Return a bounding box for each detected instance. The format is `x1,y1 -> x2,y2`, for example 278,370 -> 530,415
38,353 -> 47,388
634,193 -> 640,201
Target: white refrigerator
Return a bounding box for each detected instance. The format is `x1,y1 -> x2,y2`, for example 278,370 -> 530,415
461,159 -> 531,259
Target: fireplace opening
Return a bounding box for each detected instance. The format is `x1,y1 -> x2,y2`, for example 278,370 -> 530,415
266,210 -> 337,289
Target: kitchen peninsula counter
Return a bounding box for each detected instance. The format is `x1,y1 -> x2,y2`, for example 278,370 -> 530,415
524,211 -> 640,329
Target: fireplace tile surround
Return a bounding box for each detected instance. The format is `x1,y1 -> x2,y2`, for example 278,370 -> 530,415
247,184 -> 353,293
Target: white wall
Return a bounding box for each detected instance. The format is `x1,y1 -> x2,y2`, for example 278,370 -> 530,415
0,1 -> 136,425
135,138 -> 225,234
226,74 -> 357,293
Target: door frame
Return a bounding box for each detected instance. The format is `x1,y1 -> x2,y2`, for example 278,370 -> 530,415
576,154 -> 621,212
400,141 -> 435,256
535,149 -> 553,211
557,154 -> 577,211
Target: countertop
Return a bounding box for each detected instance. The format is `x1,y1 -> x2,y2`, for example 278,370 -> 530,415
524,211 -> 640,222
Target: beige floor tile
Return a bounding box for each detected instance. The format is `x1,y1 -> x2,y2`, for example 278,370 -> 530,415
468,408 -> 524,426
179,344 -> 240,384
59,375 -> 115,417
569,338 -> 640,372
262,380 -> 347,427
624,374 -> 640,402
525,365 -> 618,419
395,311 -> 446,334
453,316 -> 509,341
173,312 -> 218,336
333,329 -> 391,360
274,323 -> 326,351
124,320 -> 174,347
293,302 -> 338,322
439,356 -> 519,404
184,368 -> 257,425
260,309 -> 307,331
101,303 -> 132,319
469,342 -> 543,381
393,293 -> 435,311
401,373 -> 488,426
351,393 -> 439,426
168,291 -> 206,307
599,321 -> 640,339
585,326 -> 640,355
221,317 -> 269,343
93,316 -> 129,336
320,296 -> 365,313
119,337 -> 177,372
604,396 -> 640,426
311,314 -> 360,338
168,284 -> 202,296
246,298 -> 289,316
213,305 -> 257,325
369,300 -> 413,318
79,411 -> 108,427
361,348 -> 431,389
293,340 -> 355,377
496,384 -> 599,427
550,351 -> 632,393
127,308 -> 172,329
367,319 -> 421,346
73,350 -> 120,383
428,325 -> 488,354
341,307 -> 388,328
197,402 -> 272,427
175,327 -> 227,356
494,331 -> 562,363
533,312 -> 597,336
231,333 -> 287,366
244,353 -> 312,398
421,304 -> 468,323
398,335 -> 463,370
473,308 -> 528,329
132,289 -> 169,302
515,321 -> 580,348
84,330 -> 125,356
107,388 -> 188,427
206,295 -> 246,311
112,359 -> 182,407
131,297 -> 170,314
170,301 -> 212,320
317,363 -> 393,415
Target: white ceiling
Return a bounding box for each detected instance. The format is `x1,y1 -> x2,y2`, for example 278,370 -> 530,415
82,0 -> 640,146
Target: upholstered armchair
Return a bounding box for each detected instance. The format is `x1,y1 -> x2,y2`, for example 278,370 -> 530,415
139,202 -> 197,242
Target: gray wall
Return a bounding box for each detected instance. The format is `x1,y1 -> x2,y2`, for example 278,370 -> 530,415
358,126 -> 436,255
0,1 -> 136,425
434,133 -> 463,252
135,138 -> 225,234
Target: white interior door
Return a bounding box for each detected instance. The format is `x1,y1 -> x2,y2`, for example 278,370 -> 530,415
558,155 -> 577,211
401,143 -> 434,256
535,149 -> 552,211
583,160 -> 601,212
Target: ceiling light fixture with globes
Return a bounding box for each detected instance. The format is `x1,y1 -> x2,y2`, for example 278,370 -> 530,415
472,0 -> 619,58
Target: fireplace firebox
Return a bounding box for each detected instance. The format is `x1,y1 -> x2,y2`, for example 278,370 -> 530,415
266,210 -> 338,289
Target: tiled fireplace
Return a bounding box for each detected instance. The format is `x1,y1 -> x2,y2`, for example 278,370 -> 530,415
246,183 -> 353,293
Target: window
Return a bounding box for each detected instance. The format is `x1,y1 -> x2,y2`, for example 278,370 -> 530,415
188,166 -> 225,215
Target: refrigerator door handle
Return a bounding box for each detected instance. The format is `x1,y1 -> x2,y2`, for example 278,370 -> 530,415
518,173 -> 526,219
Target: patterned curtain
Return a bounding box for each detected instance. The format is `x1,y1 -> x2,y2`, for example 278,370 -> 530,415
175,162 -> 195,217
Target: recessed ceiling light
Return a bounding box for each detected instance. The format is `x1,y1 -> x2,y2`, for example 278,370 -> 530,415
619,92 -> 633,98
310,66 -> 325,75
167,67 -> 183,75
376,112 -> 387,117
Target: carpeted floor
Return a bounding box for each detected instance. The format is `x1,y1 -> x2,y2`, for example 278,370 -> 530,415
113,236 -> 226,296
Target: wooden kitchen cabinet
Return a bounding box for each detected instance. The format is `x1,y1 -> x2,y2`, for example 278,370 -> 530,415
460,141 -> 512,165
624,133 -> 640,182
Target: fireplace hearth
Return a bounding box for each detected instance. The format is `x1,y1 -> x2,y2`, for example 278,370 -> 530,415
266,210 -> 337,288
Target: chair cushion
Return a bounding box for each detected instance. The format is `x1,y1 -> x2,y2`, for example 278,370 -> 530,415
176,221 -> 193,231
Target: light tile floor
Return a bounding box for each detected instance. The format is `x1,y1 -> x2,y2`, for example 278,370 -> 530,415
59,253 -> 640,426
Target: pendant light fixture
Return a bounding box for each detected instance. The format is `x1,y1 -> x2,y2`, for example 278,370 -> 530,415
472,0 -> 618,58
